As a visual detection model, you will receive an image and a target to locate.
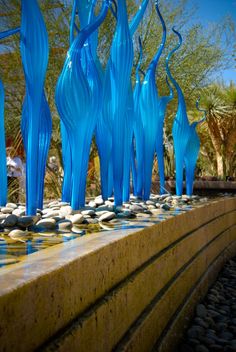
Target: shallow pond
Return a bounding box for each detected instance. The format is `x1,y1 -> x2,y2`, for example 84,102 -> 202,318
0,206 -> 193,268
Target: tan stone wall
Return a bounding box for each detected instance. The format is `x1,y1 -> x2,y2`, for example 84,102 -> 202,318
0,198 -> 235,352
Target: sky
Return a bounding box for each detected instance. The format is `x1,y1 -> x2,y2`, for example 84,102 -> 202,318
187,0 -> 236,84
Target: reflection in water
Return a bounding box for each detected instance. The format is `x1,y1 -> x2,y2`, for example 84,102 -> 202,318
0,206 -> 192,268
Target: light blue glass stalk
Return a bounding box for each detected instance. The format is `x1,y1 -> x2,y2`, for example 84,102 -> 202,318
20,0 -> 51,214
110,0 -> 134,206
21,92 -> 52,210
166,28 -> 191,196
132,37 -> 144,197
0,28 -> 20,206
139,0 -> 166,200
0,80 -> 7,206
122,0 -> 149,202
61,0 -> 97,203
56,0 -> 110,210
155,75 -> 173,194
184,99 -> 206,195
96,0 -> 148,202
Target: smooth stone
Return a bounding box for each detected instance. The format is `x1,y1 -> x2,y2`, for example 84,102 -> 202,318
199,336 -> 215,345
12,209 -> 25,216
18,216 -> 38,228
41,207 -> 52,215
0,214 -> 7,220
42,210 -> 60,219
58,201 -> 70,207
117,211 -> 135,219
71,226 -> 85,235
94,197 -> 104,206
3,214 -> 18,227
147,205 -> 156,210
164,196 -> 172,202
194,317 -> 209,329
49,206 -> 61,211
208,345 -> 224,351
145,200 -> 155,205
188,338 -> 200,345
196,304 -> 207,318
130,204 -> 144,213
105,200 -> 113,206
48,201 -> 59,207
85,218 -> 98,224
6,203 -> 17,209
88,201 -> 97,208
83,215 -> 91,219
159,194 -> 169,199
8,229 -> 28,240
71,214 -> 84,225
52,216 -> 65,222
220,331 -> 234,340
59,206 -> 73,216
57,220 -> 72,231
160,204 -> 171,211
96,205 -> 114,212
95,210 -> 108,217
1,207 -> 13,214
215,338 -> 229,345
179,344 -> 194,352
195,345 -> 209,352
81,210 -> 95,216
208,309 -> 221,318
115,206 -> 126,213
99,212 -> 116,222
36,218 -> 56,230
172,195 -> 182,199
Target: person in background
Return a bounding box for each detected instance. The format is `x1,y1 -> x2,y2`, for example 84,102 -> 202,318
6,147 -> 24,203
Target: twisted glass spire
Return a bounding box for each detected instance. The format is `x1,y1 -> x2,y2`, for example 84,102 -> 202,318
0,28 -> 20,206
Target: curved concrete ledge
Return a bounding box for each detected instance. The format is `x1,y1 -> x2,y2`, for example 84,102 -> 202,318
166,180 -> 236,192
0,198 -> 235,351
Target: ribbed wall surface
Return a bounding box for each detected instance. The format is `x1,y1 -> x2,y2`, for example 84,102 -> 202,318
0,198 -> 235,352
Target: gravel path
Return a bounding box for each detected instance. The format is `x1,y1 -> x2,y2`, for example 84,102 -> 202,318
178,257 -> 236,352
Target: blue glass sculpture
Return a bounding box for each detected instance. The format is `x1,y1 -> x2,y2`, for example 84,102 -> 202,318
61,0 -> 99,203
166,28 -> 191,196
56,0 -> 110,209
20,0 -> 52,215
122,0 -> 149,202
184,99 -> 206,195
139,0 -> 166,200
132,37 -> 144,198
0,27 -> 20,40
156,75 -> 174,194
109,0 -> 134,206
0,80 -> 7,206
0,27 -> 20,206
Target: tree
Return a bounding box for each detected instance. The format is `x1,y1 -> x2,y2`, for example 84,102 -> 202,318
198,83 -> 236,178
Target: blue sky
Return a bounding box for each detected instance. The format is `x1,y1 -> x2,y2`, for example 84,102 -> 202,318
187,0 -> 236,84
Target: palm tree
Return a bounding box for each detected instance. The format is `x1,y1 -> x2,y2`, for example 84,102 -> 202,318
201,83 -> 236,179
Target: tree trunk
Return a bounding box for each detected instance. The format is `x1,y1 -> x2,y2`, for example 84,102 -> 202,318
216,152 -> 226,179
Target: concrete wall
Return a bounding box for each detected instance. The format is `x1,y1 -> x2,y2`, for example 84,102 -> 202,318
0,198 -> 235,352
